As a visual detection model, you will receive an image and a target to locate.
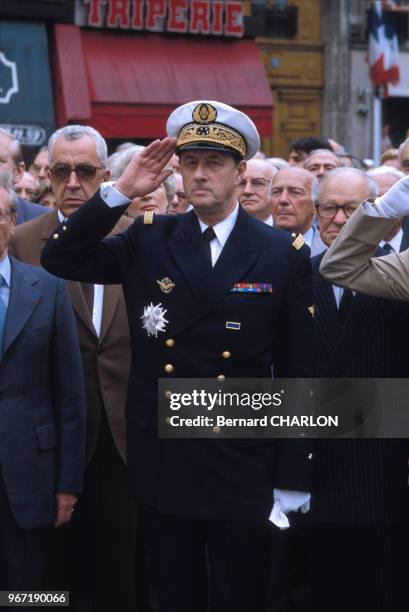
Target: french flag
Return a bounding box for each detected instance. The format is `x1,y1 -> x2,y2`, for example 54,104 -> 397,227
368,0 -> 400,95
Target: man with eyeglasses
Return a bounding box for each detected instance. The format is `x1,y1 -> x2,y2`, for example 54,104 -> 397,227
309,167 -> 409,612
237,158 -> 276,225
271,167 -> 325,256
10,125 -> 136,611
0,128 -> 47,225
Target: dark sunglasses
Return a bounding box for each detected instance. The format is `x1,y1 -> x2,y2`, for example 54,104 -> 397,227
50,164 -> 103,183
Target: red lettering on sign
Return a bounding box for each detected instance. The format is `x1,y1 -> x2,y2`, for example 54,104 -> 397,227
131,0 -> 144,29
190,0 -> 210,35
225,1 -> 243,37
84,0 -> 105,27
212,0 -> 224,35
146,0 -> 167,31
107,0 -> 130,28
167,0 -> 188,33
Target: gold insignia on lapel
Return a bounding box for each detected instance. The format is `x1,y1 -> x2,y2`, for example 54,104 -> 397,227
308,305 -> 315,318
157,277 -> 176,294
192,103 -> 217,125
292,233 -> 305,250
144,211 -> 154,225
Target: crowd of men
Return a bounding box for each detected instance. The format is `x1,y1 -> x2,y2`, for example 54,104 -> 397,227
0,103 -> 408,612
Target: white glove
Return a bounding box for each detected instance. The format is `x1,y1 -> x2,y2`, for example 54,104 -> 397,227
269,489 -> 311,530
373,175 -> 409,219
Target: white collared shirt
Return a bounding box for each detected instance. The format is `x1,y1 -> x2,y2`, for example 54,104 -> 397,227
197,204 -> 239,266
303,226 -> 315,248
58,210 -> 104,336
379,227 -> 403,253
264,215 -> 273,227
0,255 -> 11,308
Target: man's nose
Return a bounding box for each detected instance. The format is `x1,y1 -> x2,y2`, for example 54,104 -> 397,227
66,169 -> 80,189
316,165 -> 325,178
241,179 -> 254,194
278,190 -> 289,204
39,166 -> 48,179
333,207 -> 347,225
193,164 -> 206,180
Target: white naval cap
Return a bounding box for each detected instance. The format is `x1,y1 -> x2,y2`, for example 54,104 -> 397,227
166,100 -> 260,161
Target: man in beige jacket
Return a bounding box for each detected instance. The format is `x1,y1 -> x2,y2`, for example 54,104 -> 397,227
320,174 -> 409,301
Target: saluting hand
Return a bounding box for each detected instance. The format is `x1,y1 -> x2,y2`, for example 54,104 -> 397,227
115,137 -> 177,200
375,173 -> 409,218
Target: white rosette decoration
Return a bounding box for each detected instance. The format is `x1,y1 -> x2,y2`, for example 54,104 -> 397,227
141,302 -> 169,337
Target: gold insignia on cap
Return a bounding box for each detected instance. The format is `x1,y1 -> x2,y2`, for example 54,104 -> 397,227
292,234 -> 305,250
308,305 -> 315,318
143,211 -> 154,225
177,124 -> 246,159
157,277 -> 175,294
192,103 -> 217,124
176,103 -> 246,159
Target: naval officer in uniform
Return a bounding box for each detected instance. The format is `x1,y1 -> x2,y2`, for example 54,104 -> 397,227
41,101 -> 314,612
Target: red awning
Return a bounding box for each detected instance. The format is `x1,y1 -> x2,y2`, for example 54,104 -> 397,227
52,25 -> 273,139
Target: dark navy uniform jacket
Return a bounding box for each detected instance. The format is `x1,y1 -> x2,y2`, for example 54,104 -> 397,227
42,192 -> 314,520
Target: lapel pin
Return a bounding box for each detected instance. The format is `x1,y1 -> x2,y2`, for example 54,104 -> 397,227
308,305 -> 315,318
157,277 -> 176,294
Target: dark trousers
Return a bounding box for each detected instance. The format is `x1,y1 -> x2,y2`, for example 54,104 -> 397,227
136,504 -> 274,612
0,465 -> 48,591
45,409 -> 137,611
307,524 -> 409,612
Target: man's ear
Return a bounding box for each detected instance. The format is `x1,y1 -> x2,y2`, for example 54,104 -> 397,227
235,160 -> 247,184
14,161 -> 25,183
103,169 -> 111,181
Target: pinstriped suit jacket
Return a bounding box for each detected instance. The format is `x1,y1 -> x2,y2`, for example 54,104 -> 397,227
311,249 -> 409,524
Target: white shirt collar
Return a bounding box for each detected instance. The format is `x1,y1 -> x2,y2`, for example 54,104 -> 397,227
57,210 -> 65,224
379,227 -> 403,252
264,215 -> 273,226
303,226 -> 315,248
197,203 -> 239,248
0,255 -> 11,287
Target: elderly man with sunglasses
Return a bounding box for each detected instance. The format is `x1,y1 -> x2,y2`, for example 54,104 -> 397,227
10,125 -> 136,611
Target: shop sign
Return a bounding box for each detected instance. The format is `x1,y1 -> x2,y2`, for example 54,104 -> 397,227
0,124 -> 46,146
0,51 -> 18,104
82,0 -> 244,37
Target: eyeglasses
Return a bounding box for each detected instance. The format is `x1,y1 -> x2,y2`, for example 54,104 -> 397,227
316,202 -> 361,219
238,178 -> 271,191
0,211 -> 14,223
50,164 -> 103,183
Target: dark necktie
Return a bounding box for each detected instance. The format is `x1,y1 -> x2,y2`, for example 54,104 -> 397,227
338,288 -> 354,325
203,226 -> 216,269
0,276 -> 7,355
382,242 -> 394,253
81,282 -> 94,316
